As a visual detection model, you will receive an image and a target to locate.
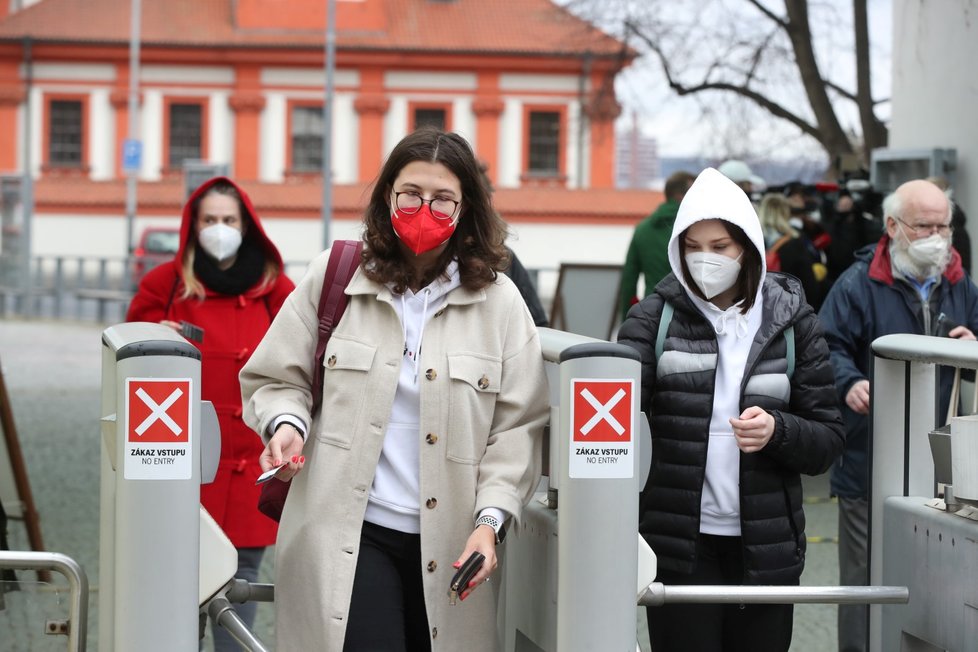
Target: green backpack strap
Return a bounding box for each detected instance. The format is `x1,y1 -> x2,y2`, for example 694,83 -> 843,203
655,301 -> 674,361
785,325 -> 795,379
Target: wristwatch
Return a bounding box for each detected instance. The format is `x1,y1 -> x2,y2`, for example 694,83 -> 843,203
475,514 -> 507,544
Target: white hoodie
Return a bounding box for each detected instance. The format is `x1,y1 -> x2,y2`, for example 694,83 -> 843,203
364,261 -> 462,534
666,167 -> 767,536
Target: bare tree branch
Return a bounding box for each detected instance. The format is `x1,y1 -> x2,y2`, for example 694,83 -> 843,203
744,0 -> 789,29
630,26 -> 821,142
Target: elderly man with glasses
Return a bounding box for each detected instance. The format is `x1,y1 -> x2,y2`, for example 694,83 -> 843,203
818,178 -> 978,652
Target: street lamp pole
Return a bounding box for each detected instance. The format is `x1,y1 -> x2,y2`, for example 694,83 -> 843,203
124,0 -> 141,270
321,0 -> 336,250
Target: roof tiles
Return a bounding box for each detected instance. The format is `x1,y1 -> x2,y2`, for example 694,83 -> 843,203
0,0 -> 625,57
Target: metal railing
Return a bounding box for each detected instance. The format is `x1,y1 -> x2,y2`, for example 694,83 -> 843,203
0,550 -> 89,652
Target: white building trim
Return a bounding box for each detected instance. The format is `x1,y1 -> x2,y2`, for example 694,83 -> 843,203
141,65 -> 234,85
261,67 -> 359,88
452,97 -> 476,150
209,92 -> 232,169
385,96 -> 409,159
333,93 -> 357,184
28,62 -> 116,82
498,98 -> 522,188
499,73 -> 579,93
141,90 -> 163,181
89,88 -> 113,180
260,93 -> 286,183
385,71 -> 477,91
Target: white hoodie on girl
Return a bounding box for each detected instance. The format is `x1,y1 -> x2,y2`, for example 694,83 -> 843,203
665,167 -> 768,536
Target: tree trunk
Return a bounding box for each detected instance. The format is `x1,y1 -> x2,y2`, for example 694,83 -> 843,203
783,0 -> 854,170
853,0 -> 888,161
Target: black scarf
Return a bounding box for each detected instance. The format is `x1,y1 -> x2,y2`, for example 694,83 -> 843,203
194,238 -> 266,296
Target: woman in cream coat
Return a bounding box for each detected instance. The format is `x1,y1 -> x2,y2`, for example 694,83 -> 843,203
240,127 -> 549,651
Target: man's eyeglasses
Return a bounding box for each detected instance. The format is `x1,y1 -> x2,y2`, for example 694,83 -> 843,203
896,217 -> 952,237
394,191 -> 459,219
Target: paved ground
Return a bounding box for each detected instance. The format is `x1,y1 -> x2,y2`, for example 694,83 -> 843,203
0,317 -> 841,651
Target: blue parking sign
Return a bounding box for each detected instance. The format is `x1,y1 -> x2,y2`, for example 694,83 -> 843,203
122,139 -> 142,172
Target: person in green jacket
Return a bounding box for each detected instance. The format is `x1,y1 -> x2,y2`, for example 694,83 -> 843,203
619,170 -> 696,320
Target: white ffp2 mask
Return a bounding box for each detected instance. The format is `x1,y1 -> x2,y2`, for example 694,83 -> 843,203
685,251 -> 742,299
198,223 -> 242,262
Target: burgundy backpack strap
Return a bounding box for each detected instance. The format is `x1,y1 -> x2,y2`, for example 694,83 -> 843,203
311,240 -> 363,414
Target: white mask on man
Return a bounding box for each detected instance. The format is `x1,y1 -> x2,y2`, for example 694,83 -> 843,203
685,251 -> 743,300
198,223 -> 243,262
906,233 -> 951,268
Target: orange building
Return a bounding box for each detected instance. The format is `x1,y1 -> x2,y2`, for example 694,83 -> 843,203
0,0 -> 663,264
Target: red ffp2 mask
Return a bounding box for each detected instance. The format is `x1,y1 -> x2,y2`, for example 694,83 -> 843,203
391,203 -> 459,255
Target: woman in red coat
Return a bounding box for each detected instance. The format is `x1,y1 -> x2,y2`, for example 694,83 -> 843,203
126,176 -> 295,650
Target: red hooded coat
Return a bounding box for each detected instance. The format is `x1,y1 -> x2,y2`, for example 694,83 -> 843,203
127,177 -> 295,547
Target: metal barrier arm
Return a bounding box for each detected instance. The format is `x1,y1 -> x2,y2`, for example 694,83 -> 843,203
0,550 -> 89,652
640,582 -> 909,607
200,579 -> 276,652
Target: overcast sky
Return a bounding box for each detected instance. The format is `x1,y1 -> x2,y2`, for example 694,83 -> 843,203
590,0 -> 894,162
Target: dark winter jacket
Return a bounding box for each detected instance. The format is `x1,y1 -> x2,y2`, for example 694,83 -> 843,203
127,177 -> 295,547
818,236 -> 978,498
619,272 -> 844,584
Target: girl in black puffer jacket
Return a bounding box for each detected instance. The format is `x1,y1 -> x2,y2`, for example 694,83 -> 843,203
618,168 -> 844,652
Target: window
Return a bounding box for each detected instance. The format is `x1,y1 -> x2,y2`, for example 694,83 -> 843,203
168,103 -> 203,168
414,108 -> 446,131
527,110 -> 561,175
291,105 -> 324,172
48,100 -> 83,167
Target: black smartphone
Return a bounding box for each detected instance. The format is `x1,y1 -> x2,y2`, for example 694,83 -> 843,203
934,312 -> 960,338
179,321 -> 204,343
448,551 -> 485,605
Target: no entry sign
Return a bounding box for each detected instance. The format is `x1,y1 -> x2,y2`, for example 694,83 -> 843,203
569,378 -> 634,478
124,378 -> 193,480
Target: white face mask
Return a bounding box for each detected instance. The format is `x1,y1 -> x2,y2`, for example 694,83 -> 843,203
685,251 -> 743,300
198,223 -> 243,262
906,233 -> 950,268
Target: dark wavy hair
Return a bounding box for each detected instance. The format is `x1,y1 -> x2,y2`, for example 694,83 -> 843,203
678,219 -> 762,314
361,127 -> 510,293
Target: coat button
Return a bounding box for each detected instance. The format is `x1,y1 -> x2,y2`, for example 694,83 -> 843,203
478,375 -> 490,390
327,355 -> 337,368
432,627 -> 438,638
425,368 -> 437,381
425,433 -> 438,444
426,497 -> 437,509
427,560 -> 437,572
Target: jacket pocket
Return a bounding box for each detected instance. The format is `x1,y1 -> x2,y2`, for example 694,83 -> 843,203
446,352 -> 502,463
316,336 -> 377,448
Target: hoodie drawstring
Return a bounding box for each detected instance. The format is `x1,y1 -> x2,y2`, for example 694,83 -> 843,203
400,288 -> 432,383
712,310 -> 751,340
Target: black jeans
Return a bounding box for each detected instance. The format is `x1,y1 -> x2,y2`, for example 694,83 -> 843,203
646,533 -> 794,652
343,521 -> 431,652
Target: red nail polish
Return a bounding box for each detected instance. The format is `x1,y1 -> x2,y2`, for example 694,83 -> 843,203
453,562 -> 460,568
291,455 -> 298,463
299,456 -> 305,464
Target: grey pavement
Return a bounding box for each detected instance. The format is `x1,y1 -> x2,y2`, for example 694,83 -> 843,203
0,317 -> 840,651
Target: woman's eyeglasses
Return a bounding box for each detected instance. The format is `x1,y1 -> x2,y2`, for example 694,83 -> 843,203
394,191 -> 459,219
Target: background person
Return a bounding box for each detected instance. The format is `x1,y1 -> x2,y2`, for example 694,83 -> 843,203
126,177 -> 296,651
618,168 -> 844,651
818,178 -> 978,652
618,170 -> 696,320
759,193 -> 827,310
239,127 -> 549,651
